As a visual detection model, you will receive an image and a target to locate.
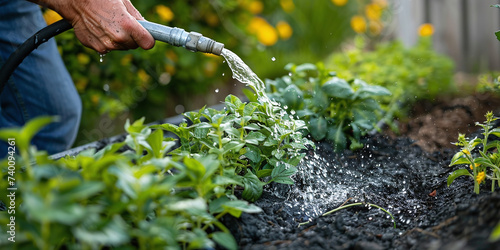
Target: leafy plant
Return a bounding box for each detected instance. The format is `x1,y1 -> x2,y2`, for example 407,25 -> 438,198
152,94 -> 313,202
263,62 -> 390,151
493,4 -> 500,41
448,111 -> 500,194
326,36 -> 455,128
0,82 -> 312,248
0,117 -> 264,249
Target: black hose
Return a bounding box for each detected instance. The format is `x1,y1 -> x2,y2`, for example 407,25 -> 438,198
0,19 -> 72,94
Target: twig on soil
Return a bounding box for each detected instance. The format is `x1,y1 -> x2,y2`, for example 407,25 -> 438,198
297,199 -> 397,228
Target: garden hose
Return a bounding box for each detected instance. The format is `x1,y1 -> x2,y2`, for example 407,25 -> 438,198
0,19 -> 224,94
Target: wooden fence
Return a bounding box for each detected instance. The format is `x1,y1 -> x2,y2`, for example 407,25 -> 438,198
391,0 -> 500,72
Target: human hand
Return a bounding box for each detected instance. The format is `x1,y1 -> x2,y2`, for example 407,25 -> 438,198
31,0 -> 155,53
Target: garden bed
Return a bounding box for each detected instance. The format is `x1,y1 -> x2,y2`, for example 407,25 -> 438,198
222,93 -> 500,249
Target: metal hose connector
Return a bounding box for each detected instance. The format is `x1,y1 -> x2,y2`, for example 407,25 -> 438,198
138,20 -> 224,55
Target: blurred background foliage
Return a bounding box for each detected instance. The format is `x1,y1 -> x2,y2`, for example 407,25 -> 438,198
41,0 -> 394,146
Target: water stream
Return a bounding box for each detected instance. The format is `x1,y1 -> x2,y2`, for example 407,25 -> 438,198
221,49 -> 351,221
221,49 -> 425,226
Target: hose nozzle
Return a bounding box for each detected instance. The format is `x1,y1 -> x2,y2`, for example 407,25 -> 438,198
139,20 -> 224,55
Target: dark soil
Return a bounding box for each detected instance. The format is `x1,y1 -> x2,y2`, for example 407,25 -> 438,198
223,94 -> 500,250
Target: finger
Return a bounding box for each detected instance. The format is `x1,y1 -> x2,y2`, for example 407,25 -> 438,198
123,0 -> 144,20
121,0 -> 155,50
124,17 -> 155,50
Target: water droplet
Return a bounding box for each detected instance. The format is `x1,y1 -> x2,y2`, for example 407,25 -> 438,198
99,53 -> 106,63
222,73 -> 225,76
215,88 -> 219,93
271,57 -> 276,61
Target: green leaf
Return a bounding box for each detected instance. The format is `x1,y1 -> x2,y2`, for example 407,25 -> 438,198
309,116 -> 327,141
256,169 -> 272,178
245,131 -> 266,145
74,215 -> 130,247
243,123 -> 260,130
449,151 -> 471,166
294,63 -> 317,73
184,157 -> 206,180
223,200 -> 262,215
241,171 -> 263,202
321,78 -> 354,98
282,85 -> 303,110
146,129 -> 164,158
355,82 -> 391,99
244,145 -> 262,163
271,163 -> 297,184
242,88 -> 258,102
212,232 -> 238,250
496,31 -> 500,42
327,124 -> 347,152
222,141 -> 245,154
447,169 -> 472,187
490,220 -> 500,242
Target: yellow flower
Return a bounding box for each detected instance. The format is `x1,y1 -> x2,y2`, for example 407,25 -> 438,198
462,149 -> 471,156
248,16 -> 267,33
43,9 -> 63,25
280,0 -> 295,13
138,69 -> 150,83
470,163 -> 480,170
365,3 -> 383,21
476,171 -> 486,185
121,54 -> 133,66
77,53 -> 90,65
165,64 -> 176,75
90,94 -> 100,105
331,0 -> 348,6
166,50 -> 178,63
418,23 -> 434,37
75,79 -> 88,92
204,12 -> 219,27
350,15 -> 367,34
156,5 -> 174,22
248,17 -> 278,46
276,21 -> 293,40
247,1 -> 264,14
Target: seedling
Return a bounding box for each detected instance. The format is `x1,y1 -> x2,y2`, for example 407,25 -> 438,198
448,111 -> 500,194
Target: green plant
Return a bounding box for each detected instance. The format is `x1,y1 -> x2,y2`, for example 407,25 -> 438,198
263,62 -> 390,151
1,117 -> 263,249
448,111 -> 500,194
477,72 -> 500,95
152,94 -> 313,202
0,82 -> 312,248
326,36 -> 455,128
493,4 -> 500,41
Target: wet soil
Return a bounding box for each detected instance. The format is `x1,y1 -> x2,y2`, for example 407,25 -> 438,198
223,93 -> 500,250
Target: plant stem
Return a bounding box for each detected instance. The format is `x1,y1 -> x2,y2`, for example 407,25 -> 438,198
298,202 -> 397,228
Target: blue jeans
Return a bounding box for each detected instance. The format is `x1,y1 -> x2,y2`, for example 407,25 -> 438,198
0,0 -> 82,156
